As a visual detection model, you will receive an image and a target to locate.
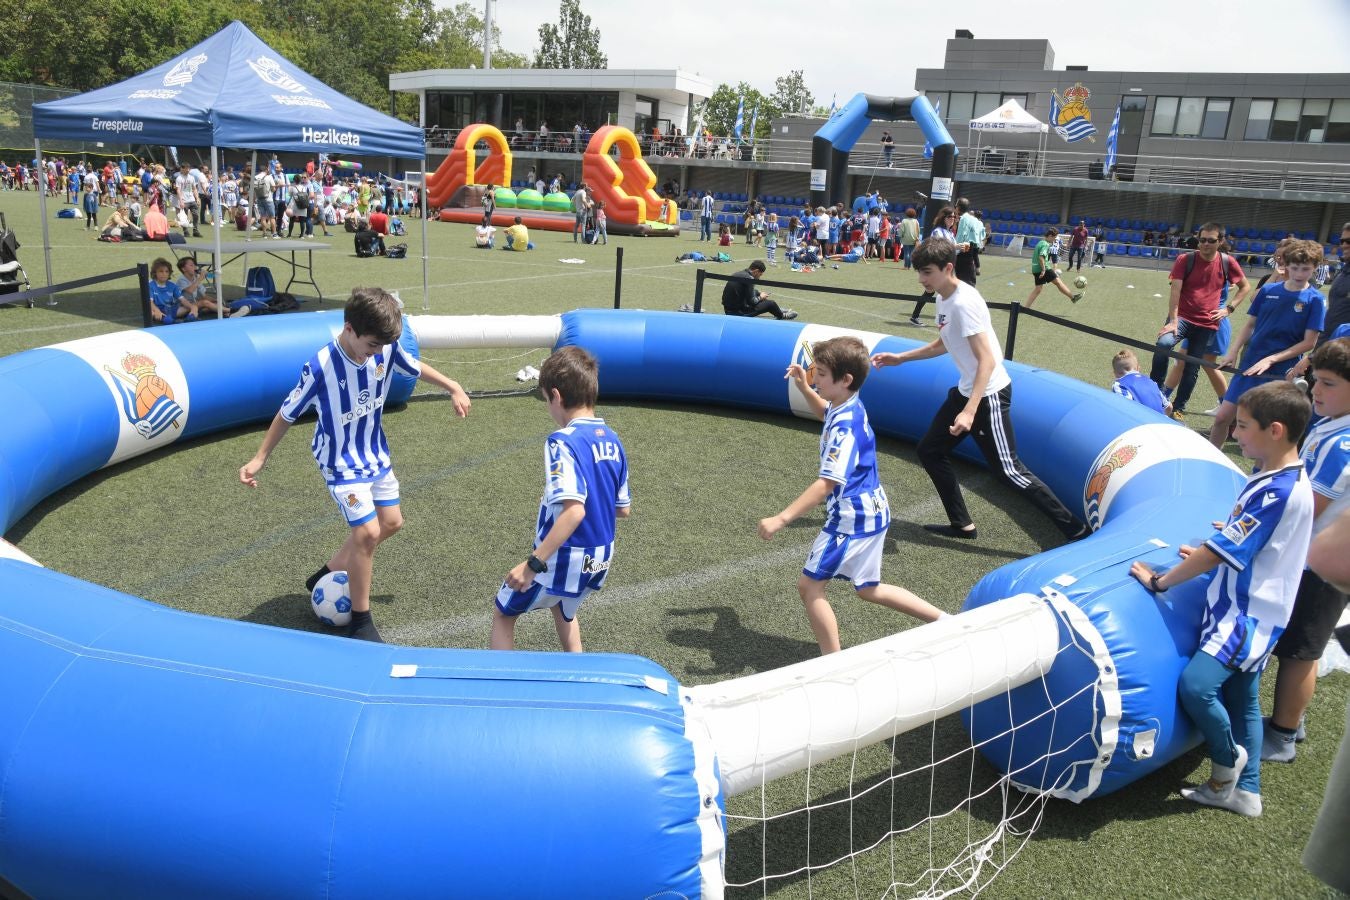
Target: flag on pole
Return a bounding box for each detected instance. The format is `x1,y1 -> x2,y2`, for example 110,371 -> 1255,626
1103,103 -> 1121,177
827,94 -> 837,119
750,105 -> 758,143
1049,91 -> 1061,138
923,100 -> 940,159
734,96 -> 744,143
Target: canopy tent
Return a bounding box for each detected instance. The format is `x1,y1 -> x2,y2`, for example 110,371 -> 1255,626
968,99 -> 1049,175
31,20 -> 431,308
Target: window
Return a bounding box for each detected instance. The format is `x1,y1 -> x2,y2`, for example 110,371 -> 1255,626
1244,97 -> 1349,143
1200,99 -> 1230,139
1151,96 -> 1231,138
1151,97 -> 1177,135
973,92 -> 1000,118
1298,98 -> 1330,143
1245,99 -> 1273,140
1329,99 -> 1350,143
1002,94 -> 1028,109
946,92 -> 974,124
1270,98 -> 1301,141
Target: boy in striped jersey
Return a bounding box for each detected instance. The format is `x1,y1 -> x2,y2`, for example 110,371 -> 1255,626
759,336 -> 943,655
240,288 -> 472,642
1131,381 -> 1314,816
492,346 -> 630,653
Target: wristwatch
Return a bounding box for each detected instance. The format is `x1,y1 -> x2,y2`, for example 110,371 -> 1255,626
526,554 -> 548,574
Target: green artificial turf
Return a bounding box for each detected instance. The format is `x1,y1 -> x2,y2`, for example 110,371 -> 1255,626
1,189 -> 1344,899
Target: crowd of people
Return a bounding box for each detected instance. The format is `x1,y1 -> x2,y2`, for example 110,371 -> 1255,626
25,155 -> 421,242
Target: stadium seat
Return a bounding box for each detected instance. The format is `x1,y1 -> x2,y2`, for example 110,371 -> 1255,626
1012,211 -> 1025,222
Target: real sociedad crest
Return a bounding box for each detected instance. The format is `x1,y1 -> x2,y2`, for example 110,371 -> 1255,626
247,56 -> 307,93
163,54 -> 207,87
1053,83 -> 1097,144
107,352 -> 185,440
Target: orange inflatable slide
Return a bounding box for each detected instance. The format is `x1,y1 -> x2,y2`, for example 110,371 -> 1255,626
427,124 -> 678,237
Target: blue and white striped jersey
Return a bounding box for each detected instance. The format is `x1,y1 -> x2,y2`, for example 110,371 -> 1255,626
533,417 -> 631,595
1200,464 -> 1314,672
1302,412 -> 1350,538
819,394 -> 890,536
279,338 -> 420,485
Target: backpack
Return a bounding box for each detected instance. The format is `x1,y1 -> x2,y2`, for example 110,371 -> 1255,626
385,243 -> 408,259
389,217 -> 406,236
1181,251 -> 1232,282
292,189 -> 309,210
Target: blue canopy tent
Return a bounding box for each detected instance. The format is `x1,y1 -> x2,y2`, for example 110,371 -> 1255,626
31,20 -> 430,308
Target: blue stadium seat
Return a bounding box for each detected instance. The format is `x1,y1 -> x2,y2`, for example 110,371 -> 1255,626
1231,227 -> 1247,239
1012,211 -> 1025,222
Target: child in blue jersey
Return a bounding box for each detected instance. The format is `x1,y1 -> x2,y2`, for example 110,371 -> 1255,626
147,257 -> 196,325
240,287 -> 472,642
764,213 -> 779,265
1264,338 -> 1350,762
1111,349 -> 1171,416
1131,381 -> 1314,817
493,346 -> 631,653
1209,240 -> 1325,448
759,336 -> 943,654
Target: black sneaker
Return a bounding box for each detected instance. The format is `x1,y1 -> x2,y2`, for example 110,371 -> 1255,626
909,317 -> 927,327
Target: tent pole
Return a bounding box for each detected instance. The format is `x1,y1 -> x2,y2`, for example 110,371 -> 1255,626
35,138 -> 55,301
420,158 -> 429,311
211,146 -> 225,318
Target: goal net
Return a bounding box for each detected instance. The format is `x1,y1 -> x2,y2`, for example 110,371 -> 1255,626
682,592 -> 1109,899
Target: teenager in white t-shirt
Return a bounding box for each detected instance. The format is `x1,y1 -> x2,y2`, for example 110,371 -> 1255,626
871,237 -> 1089,542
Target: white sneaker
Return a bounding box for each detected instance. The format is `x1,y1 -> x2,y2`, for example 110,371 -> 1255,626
1200,406 -> 1219,417
1180,784 -> 1262,817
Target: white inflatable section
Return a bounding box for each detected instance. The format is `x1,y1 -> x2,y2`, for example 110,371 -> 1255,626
0,539 -> 39,566
684,594 -> 1063,798
406,314 -> 562,349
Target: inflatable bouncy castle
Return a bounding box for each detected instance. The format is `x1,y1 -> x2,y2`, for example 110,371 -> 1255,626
428,124 -> 678,237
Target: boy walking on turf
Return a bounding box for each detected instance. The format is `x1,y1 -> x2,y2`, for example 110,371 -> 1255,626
1131,381 -> 1314,817
240,288 -> 472,642
1209,240 -> 1325,448
759,336 -> 943,654
872,238 -> 1089,542
492,346 -> 630,653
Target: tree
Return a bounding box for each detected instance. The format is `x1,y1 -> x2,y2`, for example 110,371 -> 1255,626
695,83 -> 779,142
533,0 -> 607,69
771,70 -> 814,117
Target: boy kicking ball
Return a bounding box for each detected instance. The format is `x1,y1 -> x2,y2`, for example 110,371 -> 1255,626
240,288 -> 472,642
759,336 -> 943,654
492,346 -> 631,653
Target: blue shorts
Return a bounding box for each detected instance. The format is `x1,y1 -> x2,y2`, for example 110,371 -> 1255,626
802,529 -> 886,589
257,198 -> 276,218
328,470 -> 399,526
494,545 -> 613,622
1224,370 -> 1286,405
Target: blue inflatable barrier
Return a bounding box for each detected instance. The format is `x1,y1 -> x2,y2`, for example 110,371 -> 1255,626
0,309 -> 1244,897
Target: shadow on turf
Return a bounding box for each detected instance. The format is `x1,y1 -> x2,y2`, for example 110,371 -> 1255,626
242,591 -> 398,632
666,606 -> 818,676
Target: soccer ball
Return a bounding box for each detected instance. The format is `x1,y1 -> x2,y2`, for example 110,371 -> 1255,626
1074,275 -> 1088,289
311,571 -> 353,626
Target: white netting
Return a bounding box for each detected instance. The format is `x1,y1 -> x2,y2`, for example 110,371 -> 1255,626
702,594 -> 1107,899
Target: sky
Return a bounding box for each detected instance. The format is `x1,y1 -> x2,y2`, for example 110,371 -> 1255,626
484,0 -> 1350,108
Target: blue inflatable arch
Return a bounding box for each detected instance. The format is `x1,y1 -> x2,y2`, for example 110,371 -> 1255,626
0,310 -> 1244,897
811,93 -> 957,227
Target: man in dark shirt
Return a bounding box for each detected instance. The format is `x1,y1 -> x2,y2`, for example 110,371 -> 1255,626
1322,223 -> 1350,343
721,261 -> 797,319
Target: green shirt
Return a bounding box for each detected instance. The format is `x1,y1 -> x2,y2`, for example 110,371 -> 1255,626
1032,239 -> 1051,274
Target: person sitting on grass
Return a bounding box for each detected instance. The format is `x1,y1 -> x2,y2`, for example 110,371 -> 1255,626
1024,227 -> 1083,309
175,256 -> 232,318
240,287 -> 472,643
720,260 -> 796,320
1130,381 -> 1314,818
492,346 -> 630,652
1111,348 -> 1171,415
502,216 -> 534,251
147,257 -> 196,325
474,213 -> 496,249
1209,240 -> 1325,449
758,336 -> 944,654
